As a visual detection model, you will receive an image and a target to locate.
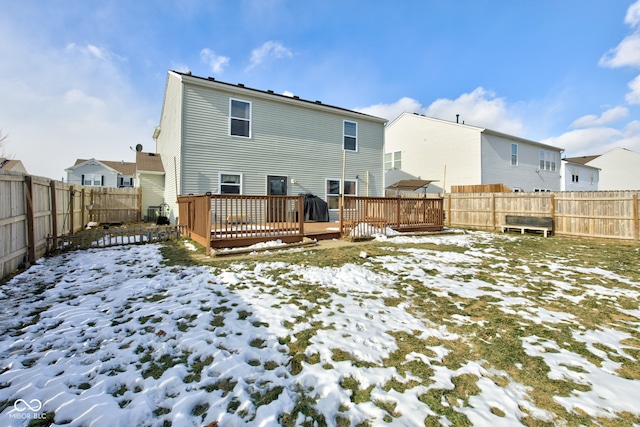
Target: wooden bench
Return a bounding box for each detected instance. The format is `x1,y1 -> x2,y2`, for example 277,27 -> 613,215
501,215 -> 553,237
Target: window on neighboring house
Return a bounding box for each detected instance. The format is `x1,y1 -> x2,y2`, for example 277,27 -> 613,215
343,120 -> 357,151
119,177 -> 134,187
511,143 -> 518,166
571,168 -> 579,183
219,172 -> 242,194
539,150 -> 557,171
82,174 -> 103,186
230,99 -> 251,138
326,178 -> 357,209
385,151 -> 402,170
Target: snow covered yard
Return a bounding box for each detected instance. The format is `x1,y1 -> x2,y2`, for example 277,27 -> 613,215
0,231 -> 639,426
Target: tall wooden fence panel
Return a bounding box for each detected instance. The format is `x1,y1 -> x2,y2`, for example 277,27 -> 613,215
0,172 -> 28,279
0,171 -> 142,281
445,191 -> 640,241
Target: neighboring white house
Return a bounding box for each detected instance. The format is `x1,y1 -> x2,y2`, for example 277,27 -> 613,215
66,158 -> 136,188
580,147 -> 640,190
560,158 -> 600,191
153,70 -> 388,223
385,113 -> 564,193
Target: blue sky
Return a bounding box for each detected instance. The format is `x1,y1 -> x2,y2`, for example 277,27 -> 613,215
1,0 -> 640,180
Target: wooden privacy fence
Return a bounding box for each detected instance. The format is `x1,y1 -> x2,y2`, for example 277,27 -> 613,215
177,194 -> 305,253
1,171 -> 142,280
341,196 -> 444,239
445,191 -> 640,241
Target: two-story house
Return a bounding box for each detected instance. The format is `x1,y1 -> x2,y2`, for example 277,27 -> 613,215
385,113 -> 564,193
153,71 -> 387,223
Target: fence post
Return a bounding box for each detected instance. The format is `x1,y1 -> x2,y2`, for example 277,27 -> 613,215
50,180 -> 58,251
298,196 -> 304,236
634,194 -> 639,242
24,175 -> 36,265
447,194 -> 452,227
491,193 -> 496,231
69,186 -> 75,233
550,193 -> 555,231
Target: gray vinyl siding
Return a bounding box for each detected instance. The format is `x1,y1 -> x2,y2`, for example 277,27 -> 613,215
155,74 -> 183,220
179,80 -> 384,207
481,133 -> 561,192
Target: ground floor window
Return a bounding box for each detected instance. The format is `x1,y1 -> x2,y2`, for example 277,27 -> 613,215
219,172 -> 242,194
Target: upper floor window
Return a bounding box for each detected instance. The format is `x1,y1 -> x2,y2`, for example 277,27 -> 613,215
343,120 -> 357,151
571,168 -> 579,183
219,172 -> 242,194
385,151 -> 402,170
511,143 -> 518,166
230,99 -> 251,138
539,150 -> 557,172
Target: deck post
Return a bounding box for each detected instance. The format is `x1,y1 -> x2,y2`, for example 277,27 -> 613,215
298,195 -> 304,236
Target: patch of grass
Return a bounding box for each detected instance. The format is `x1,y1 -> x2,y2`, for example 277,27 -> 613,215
280,388 -> 327,427
142,353 -> 189,380
250,338 -> 266,348
340,377 -> 373,404
191,402 -> 209,419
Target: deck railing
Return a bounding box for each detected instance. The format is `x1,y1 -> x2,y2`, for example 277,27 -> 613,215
178,194 -> 305,252
340,196 -> 444,239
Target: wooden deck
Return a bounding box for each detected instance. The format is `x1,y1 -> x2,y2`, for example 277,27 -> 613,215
178,194 -> 444,253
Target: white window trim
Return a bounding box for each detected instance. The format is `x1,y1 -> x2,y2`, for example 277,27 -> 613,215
539,150 -> 557,172
218,171 -> 243,195
343,120 -> 358,152
326,178 -> 357,210
229,98 -> 252,138
511,143 -> 518,166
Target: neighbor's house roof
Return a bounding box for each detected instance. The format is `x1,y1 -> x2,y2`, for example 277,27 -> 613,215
0,158 -> 27,174
136,152 -> 164,173
170,70 -> 388,125
563,155 -> 600,165
68,158 -> 137,175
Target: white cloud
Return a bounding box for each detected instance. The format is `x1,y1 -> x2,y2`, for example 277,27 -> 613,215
425,88 -> 524,135
200,48 -> 230,74
170,62 -> 190,73
626,0 -> 640,27
599,33 -> 640,68
571,106 -> 629,128
356,97 -> 424,121
357,87 -> 524,135
625,74 -> 640,104
543,120 -> 640,156
247,41 -> 292,71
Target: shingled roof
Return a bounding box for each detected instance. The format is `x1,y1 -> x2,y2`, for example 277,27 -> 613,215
136,152 -> 164,173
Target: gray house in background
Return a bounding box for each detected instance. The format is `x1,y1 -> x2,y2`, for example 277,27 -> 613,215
385,113 -> 564,193
154,70 -> 387,223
